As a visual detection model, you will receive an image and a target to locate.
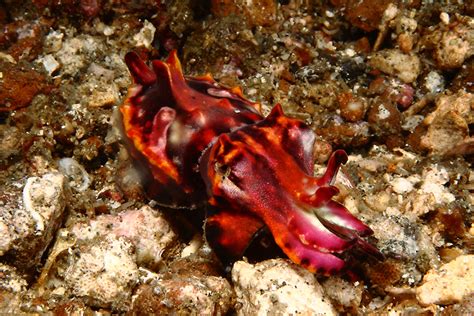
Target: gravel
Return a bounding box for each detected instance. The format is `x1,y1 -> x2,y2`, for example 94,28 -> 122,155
0,0 -> 473,314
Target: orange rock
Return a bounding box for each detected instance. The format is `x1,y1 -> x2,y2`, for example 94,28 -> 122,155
331,0 -> 399,32
0,62 -> 51,112
338,92 -> 368,122
211,0 -> 277,27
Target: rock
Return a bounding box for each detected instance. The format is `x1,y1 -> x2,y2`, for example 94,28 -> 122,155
130,257 -> 234,315
424,90 -> 473,126
390,177 -> 414,194
211,0 -> 277,27
37,54 -> 60,75
0,173 -> 67,270
418,166 -> 455,204
0,264 -> 27,314
331,0 -> 398,32
369,49 -> 421,83
133,20 -> 156,49
0,61 -> 50,111
322,277 -> 363,311
394,15 -> 418,53
232,259 -> 336,315
420,112 -> 468,155
422,13 -> 474,69
416,255 -> 474,305
63,235 -> 139,311
58,157 -> 91,192
394,165 -> 456,217
367,100 -> 401,137
370,216 -> 439,286
70,206 -> 178,269
417,90 -> 474,155
43,30 -> 64,54
403,192 -> 436,217
423,71 -> 445,95
0,263 -> 27,293
337,92 -> 368,122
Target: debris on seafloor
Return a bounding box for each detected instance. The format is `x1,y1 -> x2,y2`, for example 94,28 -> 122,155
416,255 -> 474,306
232,259 -> 337,316
0,173 -> 67,270
0,0 -> 473,314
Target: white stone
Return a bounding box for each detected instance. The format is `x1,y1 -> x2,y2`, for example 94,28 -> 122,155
322,277 -> 363,308
232,259 -> 336,316
71,206 -> 177,269
416,255 -> 474,305
0,173 -> 66,268
64,236 -> 139,311
58,157 -> 90,192
390,177 -> 414,194
38,54 -> 60,75
44,30 -> 64,53
133,20 -> 156,49
424,71 -> 444,94
369,49 -> 421,83
419,166 -> 455,204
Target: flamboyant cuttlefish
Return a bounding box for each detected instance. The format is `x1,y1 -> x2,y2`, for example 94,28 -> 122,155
121,50 -> 382,275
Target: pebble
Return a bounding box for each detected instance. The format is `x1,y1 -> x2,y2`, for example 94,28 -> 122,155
70,206 -> 178,269
133,20 -> 156,49
419,91 -> 473,155
232,259 -> 336,316
63,235 -> 139,311
58,157 -> 91,192
37,54 -> 60,75
416,255 -> 474,305
369,49 -> 421,83
131,263 -> 234,315
322,277 -> 363,310
390,177 -> 414,194
0,173 -> 67,269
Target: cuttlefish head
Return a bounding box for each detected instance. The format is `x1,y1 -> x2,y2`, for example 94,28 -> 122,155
120,51 -> 261,208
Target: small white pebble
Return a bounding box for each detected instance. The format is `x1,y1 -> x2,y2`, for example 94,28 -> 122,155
391,177 -> 414,194
103,26 -> 115,36
344,48 -> 356,57
382,3 -> 399,22
440,12 -> 450,25
377,105 -> 391,120
325,10 -> 334,18
38,54 -> 60,75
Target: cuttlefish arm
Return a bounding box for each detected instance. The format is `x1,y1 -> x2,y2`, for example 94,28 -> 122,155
201,105 -> 382,274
